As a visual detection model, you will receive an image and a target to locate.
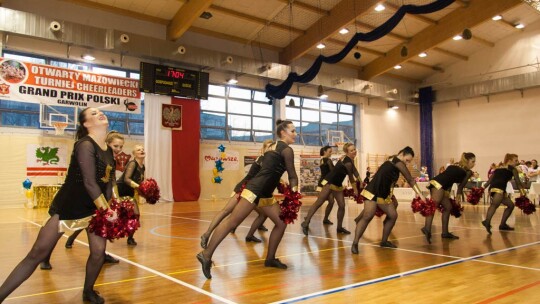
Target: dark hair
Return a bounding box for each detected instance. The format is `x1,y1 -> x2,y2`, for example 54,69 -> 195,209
525,161 -> 532,166
398,146 -> 415,157
75,108 -> 91,140
275,119 -> 293,138
320,145 -> 332,156
532,159 -> 538,170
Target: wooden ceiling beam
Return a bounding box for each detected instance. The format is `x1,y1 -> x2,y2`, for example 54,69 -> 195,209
360,0 -> 521,80
59,0 -> 169,24
471,35 -> 495,47
408,60 -> 444,72
327,38 -> 384,57
384,2 -> 437,26
275,0 -> 326,15
167,0 -> 213,41
355,21 -> 409,41
280,0 -> 381,64
432,47 -> 468,61
188,27 -> 282,52
209,4 -> 304,35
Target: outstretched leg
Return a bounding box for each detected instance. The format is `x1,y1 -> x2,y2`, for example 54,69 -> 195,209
0,215 -> 63,301
351,200 -> 377,254
200,194 -> 239,248
482,193 -> 504,234
323,192 -> 335,224
301,185 -> 332,235
246,206 -> 267,242
423,189 -> 445,240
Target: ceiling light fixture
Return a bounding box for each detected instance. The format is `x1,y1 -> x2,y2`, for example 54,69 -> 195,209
82,54 -> 95,61
515,23 -> 525,29
339,28 -> 349,35
418,52 -> 427,58
374,4 -> 385,12
227,78 -> 238,85
316,43 -> 326,49
394,65 -> 402,70
453,35 -> 463,41
492,15 -> 502,21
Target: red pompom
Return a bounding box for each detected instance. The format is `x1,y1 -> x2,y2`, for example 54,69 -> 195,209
88,198 -> 141,241
374,206 -> 384,217
138,178 -> 161,204
278,185 -> 303,224
438,198 -> 464,218
466,187 -> 484,205
344,180 -> 364,204
515,196 -> 536,215
411,197 -> 436,217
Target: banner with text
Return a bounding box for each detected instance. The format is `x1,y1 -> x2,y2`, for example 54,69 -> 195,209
0,58 -> 141,113
202,148 -> 240,170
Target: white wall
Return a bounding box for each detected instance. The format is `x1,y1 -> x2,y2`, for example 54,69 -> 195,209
425,19 -> 540,90
433,87 -> 540,180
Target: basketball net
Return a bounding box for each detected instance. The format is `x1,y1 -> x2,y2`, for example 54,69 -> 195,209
52,122 -> 68,135
335,142 -> 345,154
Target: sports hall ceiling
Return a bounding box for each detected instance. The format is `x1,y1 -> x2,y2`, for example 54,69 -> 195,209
23,1 -> 540,83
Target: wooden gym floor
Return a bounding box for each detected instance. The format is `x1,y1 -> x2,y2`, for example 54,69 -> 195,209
0,197 -> 539,303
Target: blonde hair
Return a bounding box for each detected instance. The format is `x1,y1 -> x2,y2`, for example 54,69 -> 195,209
106,130 -> 124,144
132,144 -> 144,155
503,153 -> 518,164
458,152 -> 475,168
261,139 -> 274,154
342,142 -> 355,153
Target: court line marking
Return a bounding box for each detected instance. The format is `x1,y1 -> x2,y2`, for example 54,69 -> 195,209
11,217 -> 237,304
269,240 -> 540,304
474,280 -> 540,304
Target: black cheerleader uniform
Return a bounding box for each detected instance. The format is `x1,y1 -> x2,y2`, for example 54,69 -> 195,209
485,165 -> 523,197
361,156 -> 415,204
428,165 -> 472,198
233,155 -> 264,195
48,136 -> 115,231
317,157 -> 334,191
117,160 -> 145,198
321,156 -> 359,191
241,141 -> 298,206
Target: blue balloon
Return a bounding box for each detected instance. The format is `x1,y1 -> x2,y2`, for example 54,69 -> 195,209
22,178 -> 32,190
218,144 -> 226,152
214,176 -> 223,184
216,165 -> 224,173
215,159 -> 224,167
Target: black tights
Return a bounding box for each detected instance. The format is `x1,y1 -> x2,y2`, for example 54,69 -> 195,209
485,193 -> 514,227
304,185 -> 346,229
323,193 -> 336,221
353,200 -> 398,245
202,194 -> 265,239
423,189 -> 452,234
0,215 -> 106,301
202,199 -> 286,261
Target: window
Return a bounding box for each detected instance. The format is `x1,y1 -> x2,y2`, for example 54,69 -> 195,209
0,51 -> 144,135
285,96 -> 356,146
200,86 -> 273,142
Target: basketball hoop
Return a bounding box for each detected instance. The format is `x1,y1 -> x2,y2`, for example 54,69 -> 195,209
52,122 -> 68,135
335,142 -> 345,154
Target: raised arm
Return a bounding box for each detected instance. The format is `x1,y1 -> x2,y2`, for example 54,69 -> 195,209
76,141 -> 108,209
282,146 -> 298,191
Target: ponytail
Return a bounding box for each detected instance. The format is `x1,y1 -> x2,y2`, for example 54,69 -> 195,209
75,108 -> 91,140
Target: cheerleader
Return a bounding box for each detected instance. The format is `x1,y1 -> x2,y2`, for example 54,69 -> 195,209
318,145 -> 336,225
197,120 -> 298,279
351,147 -> 425,254
45,131 -> 125,268
0,108 -> 117,304
116,145 -> 146,246
421,152 -> 475,243
200,140 -> 273,248
481,153 -> 526,234
302,143 -> 359,235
